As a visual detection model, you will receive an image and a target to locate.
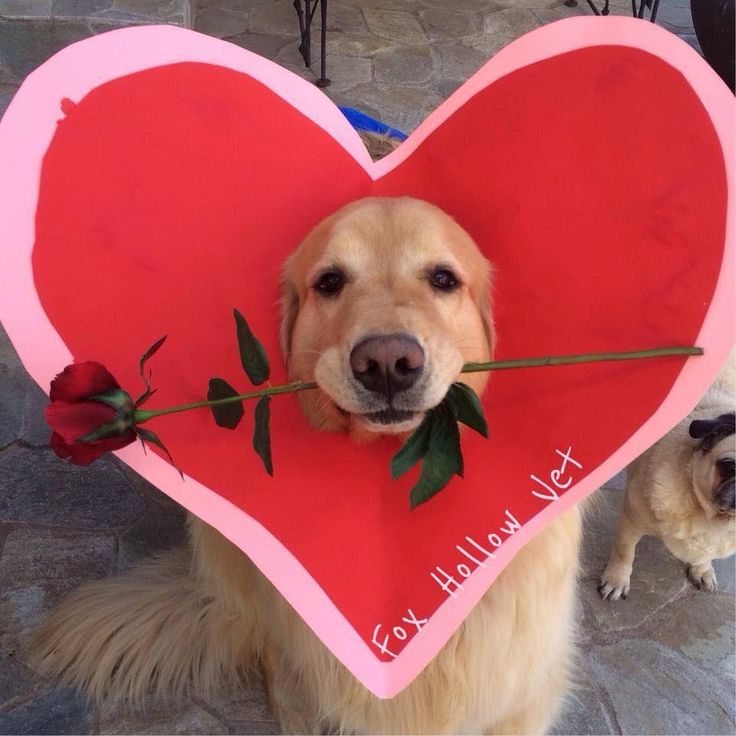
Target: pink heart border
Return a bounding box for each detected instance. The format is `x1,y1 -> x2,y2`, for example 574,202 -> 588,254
0,17 -> 733,698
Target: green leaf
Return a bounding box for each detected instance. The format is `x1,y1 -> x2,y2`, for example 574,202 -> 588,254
409,403 -> 463,509
391,413 -> 432,480
134,387 -> 158,408
234,309 -> 270,385
252,396 -> 273,476
137,427 -> 183,479
207,378 -> 244,430
139,335 -> 167,386
446,383 -> 489,438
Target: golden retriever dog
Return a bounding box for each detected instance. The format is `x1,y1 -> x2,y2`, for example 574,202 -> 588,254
30,196 -> 582,735
599,350 -> 735,600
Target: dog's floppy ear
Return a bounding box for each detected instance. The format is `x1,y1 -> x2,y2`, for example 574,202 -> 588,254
279,264 -> 299,362
476,259 -> 496,357
689,412 -> 736,452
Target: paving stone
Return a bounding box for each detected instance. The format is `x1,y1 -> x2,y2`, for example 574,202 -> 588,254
501,0 -> 574,7
0,327 -> 29,447
0,18 -> 92,84
421,0 -> 504,8
0,687 -> 92,735
374,45 -> 433,85
20,378 -> 52,446
551,658 -> 614,735
0,652 -> 36,707
224,30 -> 294,59
649,591 -> 736,679
433,78 -> 465,98
247,0 -> 300,36
118,498 -> 187,571
325,30 -> 398,57
110,0 -> 190,25
0,0 -> 52,18
198,0 -> 269,11
0,528 -> 116,607
482,6 -> 543,36
0,63 -> 13,85
197,686 -> 280,734
530,6 -> 585,25
337,0 -> 427,10
363,8 -> 427,44
193,5 -> 248,38
98,700 -> 228,734
315,1 -> 368,34
0,583 -> 47,647
0,444 -> 145,529
436,43 -> 486,80
578,488 -> 689,633
586,638 -> 735,735
0,326 -> 53,446
52,0 -> 112,18
462,30 -> 516,61
313,53 -> 372,91
270,43 -> 318,81
344,81 -> 441,132
92,6 -> 187,26
712,554 -> 735,595
419,6 -> 481,40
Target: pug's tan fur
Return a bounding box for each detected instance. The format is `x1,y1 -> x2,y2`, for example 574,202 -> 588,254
30,197 -> 582,735
599,350 -> 736,599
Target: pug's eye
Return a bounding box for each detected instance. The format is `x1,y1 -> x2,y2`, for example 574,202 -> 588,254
314,269 -> 345,297
717,458 -> 735,480
429,267 -> 460,292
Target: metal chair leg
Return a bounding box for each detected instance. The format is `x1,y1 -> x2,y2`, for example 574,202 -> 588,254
316,0 -> 330,87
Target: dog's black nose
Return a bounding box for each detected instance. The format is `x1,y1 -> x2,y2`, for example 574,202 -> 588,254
350,334 -> 424,398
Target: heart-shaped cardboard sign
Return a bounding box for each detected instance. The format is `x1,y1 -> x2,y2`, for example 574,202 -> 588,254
0,18 -> 733,698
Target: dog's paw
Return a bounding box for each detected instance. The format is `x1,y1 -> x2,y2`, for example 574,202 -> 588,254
688,563 -> 718,592
598,565 -> 631,601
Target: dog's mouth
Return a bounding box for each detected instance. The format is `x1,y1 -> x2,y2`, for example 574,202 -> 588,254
362,407 -> 418,426
334,403 -> 423,433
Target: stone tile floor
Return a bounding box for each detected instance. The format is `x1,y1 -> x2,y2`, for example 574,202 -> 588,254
0,0 -> 733,733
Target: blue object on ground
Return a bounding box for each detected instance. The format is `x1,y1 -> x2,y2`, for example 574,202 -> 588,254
338,106 -> 408,141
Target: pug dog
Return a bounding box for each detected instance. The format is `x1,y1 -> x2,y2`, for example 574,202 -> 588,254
599,352 -> 735,599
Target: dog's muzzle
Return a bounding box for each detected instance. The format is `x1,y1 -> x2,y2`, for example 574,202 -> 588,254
714,479 -> 735,515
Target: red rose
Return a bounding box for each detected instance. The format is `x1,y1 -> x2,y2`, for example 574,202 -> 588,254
46,362 -> 137,465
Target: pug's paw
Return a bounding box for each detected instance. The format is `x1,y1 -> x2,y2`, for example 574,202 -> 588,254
598,563 -> 632,601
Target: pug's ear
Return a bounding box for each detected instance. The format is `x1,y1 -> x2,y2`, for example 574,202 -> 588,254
689,412 -> 736,452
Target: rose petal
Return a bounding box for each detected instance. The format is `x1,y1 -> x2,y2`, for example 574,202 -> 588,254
50,429 -> 136,465
46,400 -> 117,443
49,362 -> 121,402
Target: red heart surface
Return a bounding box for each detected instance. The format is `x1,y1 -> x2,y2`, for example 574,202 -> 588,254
0,19 -> 733,696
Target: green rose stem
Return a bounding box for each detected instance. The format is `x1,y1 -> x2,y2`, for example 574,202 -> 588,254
132,346 -> 703,425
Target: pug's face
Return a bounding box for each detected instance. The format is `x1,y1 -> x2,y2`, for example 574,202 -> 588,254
690,413 -> 735,518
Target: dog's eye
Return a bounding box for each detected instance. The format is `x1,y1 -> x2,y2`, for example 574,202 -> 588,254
429,268 -> 460,292
717,458 -> 735,480
314,269 -> 344,297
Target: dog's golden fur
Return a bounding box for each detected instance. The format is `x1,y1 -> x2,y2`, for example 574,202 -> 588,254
600,350 -> 736,599
30,196 -> 582,734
